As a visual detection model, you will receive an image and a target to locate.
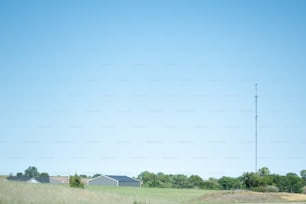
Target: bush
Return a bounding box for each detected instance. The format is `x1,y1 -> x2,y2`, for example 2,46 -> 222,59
69,174 -> 84,188
201,178 -> 220,190
275,174 -> 304,193
265,185 -> 279,192
218,176 -> 242,190
252,185 -> 279,192
252,186 -> 266,192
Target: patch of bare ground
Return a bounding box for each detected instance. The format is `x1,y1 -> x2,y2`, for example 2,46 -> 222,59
195,190 -> 306,203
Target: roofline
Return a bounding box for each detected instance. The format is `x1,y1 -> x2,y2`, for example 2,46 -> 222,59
87,175 -> 140,184
128,177 -> 140,182
7,176 -> 40,180
87,175 -> 119,183
106,175 -> 141,182
103,175 -> 121,183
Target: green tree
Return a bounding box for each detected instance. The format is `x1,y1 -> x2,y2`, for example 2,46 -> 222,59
287,172 -> 298,177
156,172 -> 171,188
69,174 -> 84,188
273,175 -> 287,192
242,172 -> 274,190
138,171 -> 158,187
285,173 -> 304,193
241,172 -> 261,188
39,172 -> 49,178
201,177 -> 220,190
16,172 -> 23,176
24,166 -> 39,178
274,173 -> 304,193
218,176 -> 242,190
300,170 -> 306,185
261,174 -> 274,186
171,174 -> 189,188
258,167 -> 270,176
188,175 -> 204,188
39,172 -> 50,182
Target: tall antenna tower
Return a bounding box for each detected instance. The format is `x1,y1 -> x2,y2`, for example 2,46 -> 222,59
255,83 -> 258,172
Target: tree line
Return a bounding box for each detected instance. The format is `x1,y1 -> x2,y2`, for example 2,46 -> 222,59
138,167 -> 306,193
14,166 -> 50,181
9,166 -> 306,192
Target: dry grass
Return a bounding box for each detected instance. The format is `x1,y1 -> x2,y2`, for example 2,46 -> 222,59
0,181 -> 135,204
195,190 -> 306,203
1,180 -> 305,204
0,180 -> 210,204
280,193 -> 306,202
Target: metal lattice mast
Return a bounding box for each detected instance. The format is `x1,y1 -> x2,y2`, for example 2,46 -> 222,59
255,83 -> 258,172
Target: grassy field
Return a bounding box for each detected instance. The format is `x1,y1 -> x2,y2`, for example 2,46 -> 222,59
1,181 -> 306,204
88,185 -> 214,203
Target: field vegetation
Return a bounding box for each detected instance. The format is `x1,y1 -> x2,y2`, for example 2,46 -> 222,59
1,180 -> 306,204
138,167 -> 305,193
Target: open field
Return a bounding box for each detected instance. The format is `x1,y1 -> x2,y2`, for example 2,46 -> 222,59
0,181 -> 306,204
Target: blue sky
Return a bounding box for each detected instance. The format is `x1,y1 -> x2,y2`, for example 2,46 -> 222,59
1,0 -> 306,178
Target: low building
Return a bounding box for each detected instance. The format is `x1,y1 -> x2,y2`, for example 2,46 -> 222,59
49,176 -> 87,185
87,175 -> 140,187
6,176 -> 49,183
49,176 -> 69,184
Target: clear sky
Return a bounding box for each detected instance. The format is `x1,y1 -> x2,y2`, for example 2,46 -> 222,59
1,0 -> 306,178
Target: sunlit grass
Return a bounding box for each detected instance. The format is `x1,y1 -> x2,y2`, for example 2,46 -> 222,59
0,181 -> 135,204
0,181 -> 215,204
0,180 -> 305,204
87,185 -> 214,203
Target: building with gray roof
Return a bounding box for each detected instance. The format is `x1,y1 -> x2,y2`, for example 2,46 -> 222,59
87,175 -> 140,187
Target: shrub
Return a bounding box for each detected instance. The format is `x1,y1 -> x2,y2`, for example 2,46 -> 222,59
69,174 -> 84,188
218,176 -> 242,190
265,185 -> 279,192
252,185 -> 279,192
252,186 -> 266,192
275,174 -> 304,193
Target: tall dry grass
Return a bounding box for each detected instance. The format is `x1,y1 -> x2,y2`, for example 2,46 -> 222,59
1,180 -> 305,204
0,180 -> 135,204
0,180 -> 207,204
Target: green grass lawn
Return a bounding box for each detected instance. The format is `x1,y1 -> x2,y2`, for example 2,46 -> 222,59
1,181 -> 305,204
88,185 -> 215,204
